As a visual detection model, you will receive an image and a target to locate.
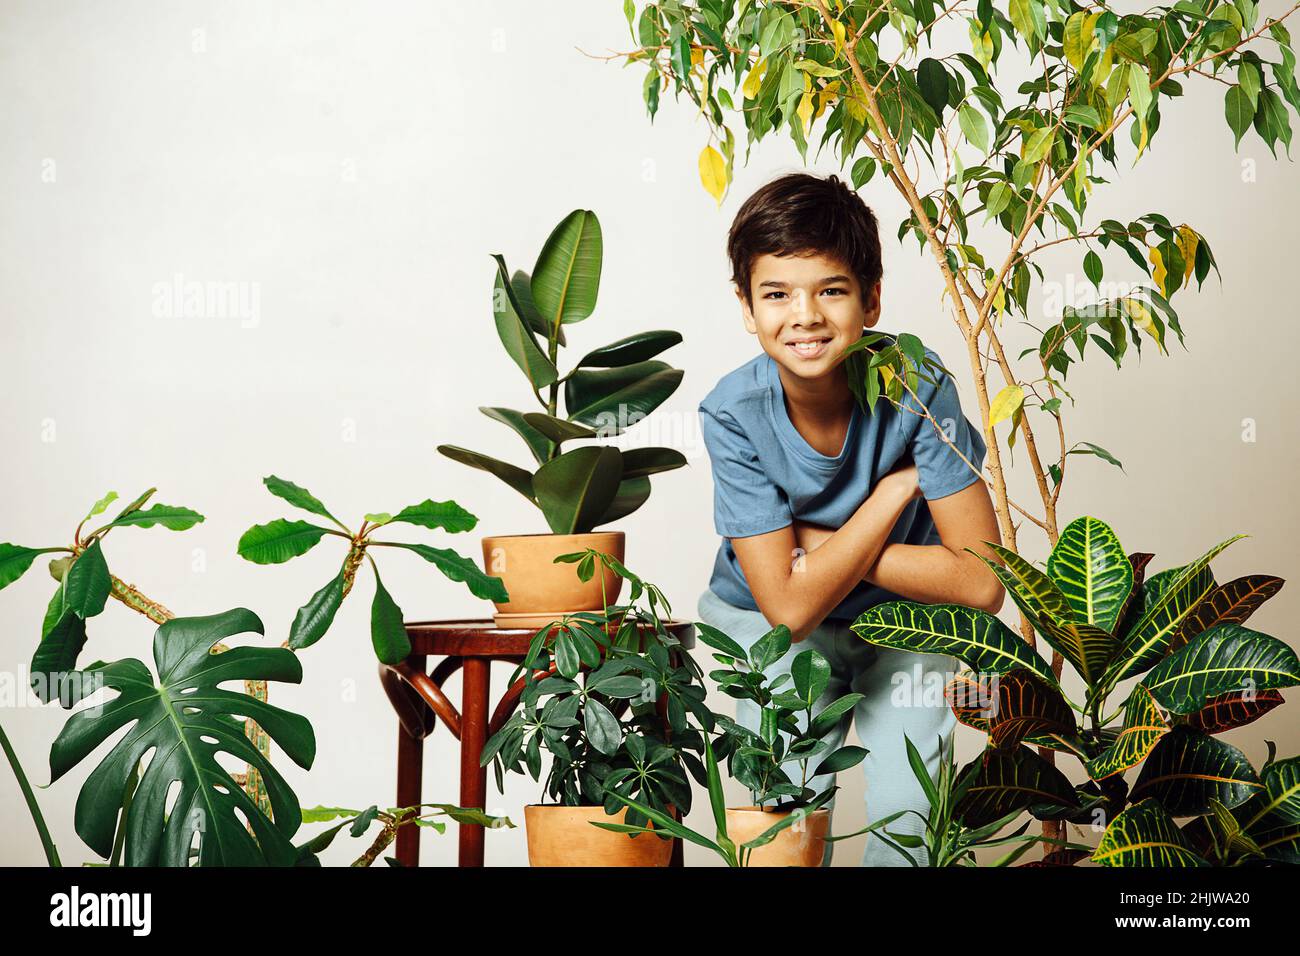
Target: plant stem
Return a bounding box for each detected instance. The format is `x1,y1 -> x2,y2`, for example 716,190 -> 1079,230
0,715 -> 60,866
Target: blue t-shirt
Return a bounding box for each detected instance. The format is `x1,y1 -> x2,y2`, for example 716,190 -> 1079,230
699,343 -> 987,622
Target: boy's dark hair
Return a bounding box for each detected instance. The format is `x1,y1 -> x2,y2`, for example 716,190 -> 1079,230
727,172 -> 882,306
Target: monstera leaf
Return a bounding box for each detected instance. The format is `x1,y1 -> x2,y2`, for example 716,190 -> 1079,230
48,608 -> 315,866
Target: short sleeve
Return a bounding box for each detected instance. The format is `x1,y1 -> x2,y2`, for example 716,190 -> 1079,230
699,405 -> 793,538
904,367 -> 987,501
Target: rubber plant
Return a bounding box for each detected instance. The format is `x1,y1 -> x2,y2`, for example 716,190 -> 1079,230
296,803 -> 514,867
693,621 -> 868,808
480,552 -> 713,826
49,607 -> 316,866
852,515 -> 1300,865
236,476 -> 507,664
0,489 -> 283,822
611,0 -> 1300,845
436,209 -> 687,534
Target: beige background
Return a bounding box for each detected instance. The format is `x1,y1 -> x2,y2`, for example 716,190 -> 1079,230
1,0 -> 1296,866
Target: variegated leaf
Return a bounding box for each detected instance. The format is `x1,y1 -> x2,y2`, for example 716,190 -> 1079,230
986,668 -> 1077,751
1048,516 -> 1133,633
1254,755 -> 1300,825
1188,689 -> 1284,734
1170,574 -> 1285,652
852,602 -> 1056,685
953,745 -> 1078,829
1130,727 -> 1261,815
1092,799 -> 1209,867
1141,622 -> 1300,715
1100,535 -> 1244,692
1085,684 -> 1168,780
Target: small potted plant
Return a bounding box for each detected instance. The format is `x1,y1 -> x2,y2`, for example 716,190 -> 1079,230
437,210 -> 686,626
695,622 -> 868,866
480,552 -> 713,866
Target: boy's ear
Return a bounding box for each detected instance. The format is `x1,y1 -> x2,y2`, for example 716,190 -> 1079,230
735,285 -> 758,334
862,280 -> 882,329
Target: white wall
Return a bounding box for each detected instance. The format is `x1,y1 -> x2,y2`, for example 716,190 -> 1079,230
1,0 -> 1296,866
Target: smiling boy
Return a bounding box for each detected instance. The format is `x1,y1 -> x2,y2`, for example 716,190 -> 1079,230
696,172 -> 1005,866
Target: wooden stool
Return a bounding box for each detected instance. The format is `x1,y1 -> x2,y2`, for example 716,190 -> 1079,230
377,618 -> 696,867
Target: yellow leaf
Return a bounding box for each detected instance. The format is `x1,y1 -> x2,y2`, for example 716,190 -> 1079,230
1148,246 -> 1166,292
989,384 -> 1025,428
797,90 -> 815,133
690,46 -> 704,69
831,17 -> 847,55
879,365 -> 895,387
743,59 -> 766,100
992,282 -> 1007,320
1176,226 -> 1198,286
1123,297 -> 1166,355
698,145 -> 728,206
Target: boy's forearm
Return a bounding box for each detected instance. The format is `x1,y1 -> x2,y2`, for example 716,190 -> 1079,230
865,542 -> 1002,611
773,483 -> 915,640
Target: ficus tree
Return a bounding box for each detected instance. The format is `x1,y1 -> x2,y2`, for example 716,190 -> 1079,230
609,0 -> 1300,842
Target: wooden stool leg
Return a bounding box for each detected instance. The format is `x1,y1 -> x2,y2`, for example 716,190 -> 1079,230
458,657 -> 490,867
395,720 -> 424,867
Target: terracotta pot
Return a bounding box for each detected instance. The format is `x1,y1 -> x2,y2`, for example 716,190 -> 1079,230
481,532 -> 624,628
726,806 -> 830,867
524,804 -> 673,867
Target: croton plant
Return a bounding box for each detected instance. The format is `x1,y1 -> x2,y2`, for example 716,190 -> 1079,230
853,515 -> 1299,866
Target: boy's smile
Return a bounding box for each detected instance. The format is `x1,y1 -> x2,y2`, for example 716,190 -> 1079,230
737,251 -> 881,384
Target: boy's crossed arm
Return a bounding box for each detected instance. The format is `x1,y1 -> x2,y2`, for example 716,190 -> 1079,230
733,469 -> 1004,642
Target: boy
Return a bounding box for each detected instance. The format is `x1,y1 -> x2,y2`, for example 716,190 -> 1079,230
696,172 -> 1005,866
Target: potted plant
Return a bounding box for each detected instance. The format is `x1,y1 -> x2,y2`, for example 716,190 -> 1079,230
296,803 -> 513,867
853,515 -> 1300,865
480,552 -> 714,865
437,210 -> 687,626
693,621 -> 868,866
236,475 -> 506,664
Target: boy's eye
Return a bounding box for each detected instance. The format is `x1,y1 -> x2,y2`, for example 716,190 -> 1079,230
763,291 -> 787,300
821,287 -> 847,296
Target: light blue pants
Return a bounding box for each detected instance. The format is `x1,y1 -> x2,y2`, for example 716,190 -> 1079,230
697,588 -> 957,867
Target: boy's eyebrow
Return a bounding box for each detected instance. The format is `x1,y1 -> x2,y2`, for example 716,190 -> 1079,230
757,274 -> 852,288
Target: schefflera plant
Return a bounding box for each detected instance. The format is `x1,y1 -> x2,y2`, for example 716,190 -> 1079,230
237,476 -> 507,664
852,515 -> 1300,866
437,209 -> 687,535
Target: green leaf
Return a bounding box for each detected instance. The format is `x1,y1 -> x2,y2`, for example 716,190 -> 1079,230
694,622 -> 748,660
917,58 -> 949,115
0,543 -> 46,591
237,519 -> 331,565
478,408 -> 554,466
64,540 -> 111,619
30,610 -> 88,705
1225,84 -> 1254,148
954,745 -> 1078,828
564,361 -> 683,432
491,256 -> 559,390
584,699 -> 622,756
386,543 -> 508,603
521,412 -> 598,444
814,745 -> 868,775
1083,250 -> 1103,284
370,568 -> 412,665
594,477 -> 652,526
533,446 -> 623,535
791,649 -> 831,706
576,330 -> 681,368
959,105 -> 989,153
1063,104 -> 1103,129
263,476 -> 341,527
288,569 -> 347,651
619,447 -> 687,479
532,210 -> 602,328
1093,799 -> 1208,866
748,625 -> 792,673
1141,622 -> 1300,715
389,498 -> 478,533
852,601 -> 1056,685
48,608 -> 314,866
1256,755 -> 1300,825
436,445 -> 536,503
102,504 -> 204,531
851,155 -> 877,189
84,492 -> 119,521
1047,516 -> 1133,633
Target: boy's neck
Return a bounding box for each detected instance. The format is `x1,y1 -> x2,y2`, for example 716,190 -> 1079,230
775,361 -> 855,422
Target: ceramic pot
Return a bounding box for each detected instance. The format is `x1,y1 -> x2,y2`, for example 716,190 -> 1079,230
725,806 -> 830,867
480,531 -> 625,628
524,804 -> 673,867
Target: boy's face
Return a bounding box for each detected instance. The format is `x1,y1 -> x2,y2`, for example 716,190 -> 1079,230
736,251 -> 881,383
